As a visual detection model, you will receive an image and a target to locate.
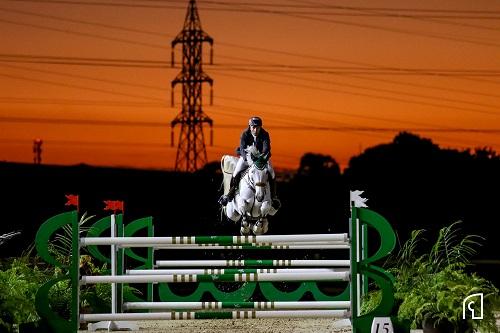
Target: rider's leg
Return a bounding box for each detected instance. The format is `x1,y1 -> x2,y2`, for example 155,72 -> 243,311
227,171 -> 242,199
219,157 -> 247,206
267,160 -> 278,200
228,157 -> 247,198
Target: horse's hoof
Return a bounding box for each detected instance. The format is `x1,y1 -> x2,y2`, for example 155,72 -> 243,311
240,226 -> 250,236
253,222 -> 263,235
262,219 -> 269,234
272,198 -> 281,210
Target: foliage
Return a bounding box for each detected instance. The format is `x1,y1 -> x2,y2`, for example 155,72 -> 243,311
46,257 -> 113,319
0,249 -> 48,331
49,212 -> 96,265
0,212 -> 142,331
362,222 -> 499,332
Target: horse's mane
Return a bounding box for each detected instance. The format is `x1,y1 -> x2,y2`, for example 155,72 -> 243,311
245,145 -> 269,170
245,145 -> 259,164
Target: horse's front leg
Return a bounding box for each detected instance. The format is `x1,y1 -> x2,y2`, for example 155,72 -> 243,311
225,201 -> 241,222
260,200 -> 272,217
236,196 -> 252,216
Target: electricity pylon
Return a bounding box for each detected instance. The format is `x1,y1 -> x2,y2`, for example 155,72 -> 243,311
170,0 -> 214,172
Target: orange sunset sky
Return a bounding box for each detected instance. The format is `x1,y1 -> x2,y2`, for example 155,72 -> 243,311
1,0 -> 499,170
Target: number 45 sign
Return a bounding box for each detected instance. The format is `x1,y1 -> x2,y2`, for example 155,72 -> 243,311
371,317 -> 394,333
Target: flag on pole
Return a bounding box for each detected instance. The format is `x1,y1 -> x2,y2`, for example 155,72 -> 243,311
104,200 -> 124,214
65,194 -> 79,211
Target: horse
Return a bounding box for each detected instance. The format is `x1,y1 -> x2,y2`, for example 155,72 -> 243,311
220,146 -> 279,235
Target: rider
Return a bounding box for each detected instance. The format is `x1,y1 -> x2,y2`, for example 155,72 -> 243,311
219,116 -> 279,206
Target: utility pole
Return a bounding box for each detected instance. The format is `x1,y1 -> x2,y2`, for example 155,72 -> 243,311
33,138 -> 42,164
170,0 -> 214,172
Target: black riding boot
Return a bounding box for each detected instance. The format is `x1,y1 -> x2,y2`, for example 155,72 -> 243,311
269,175 -> 281,210
227,172 -> 242,200
268,176 -> 281,209
219,172 -> 242,206
269,176 -> 277,199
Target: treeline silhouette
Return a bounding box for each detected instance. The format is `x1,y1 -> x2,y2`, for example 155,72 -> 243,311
0,132 -> 498,284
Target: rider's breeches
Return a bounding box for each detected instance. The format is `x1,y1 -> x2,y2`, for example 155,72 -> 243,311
233,156 -> 275,179
267,159 -> 275,179
233,156 -> 248,178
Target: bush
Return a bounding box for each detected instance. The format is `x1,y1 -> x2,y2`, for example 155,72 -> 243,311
0,256 -> 48,331
362,222 -> 499,332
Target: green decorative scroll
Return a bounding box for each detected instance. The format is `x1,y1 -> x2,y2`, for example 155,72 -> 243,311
259,282 -> 350,301
86,215 -> 121,264
86,215 -> 153,303
35,276 -> 73,333
124,217 -> 153,268
158,282 -> 258,302
124,217 -> 153,303
357,208 -> 396,265
351,206 -> 398,333
157,281 -> 349,302
35,211 -> 77,269
34,211 -> 79,332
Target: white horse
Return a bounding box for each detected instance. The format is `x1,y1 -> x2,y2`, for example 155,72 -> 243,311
220,146 -> 278,235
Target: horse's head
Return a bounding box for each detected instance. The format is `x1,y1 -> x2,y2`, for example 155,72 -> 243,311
248,152 -> 270,202
245,145 -> 260,166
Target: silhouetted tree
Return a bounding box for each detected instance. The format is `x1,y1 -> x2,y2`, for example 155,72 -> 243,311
344,132 -> 500,286
298,153 -> 341,178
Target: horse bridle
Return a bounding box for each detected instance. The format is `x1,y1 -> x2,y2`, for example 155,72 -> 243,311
245,168 -> 268,193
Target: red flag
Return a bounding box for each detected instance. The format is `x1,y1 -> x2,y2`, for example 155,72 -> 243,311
104,200 -> 124,213
65,194 -> 79,211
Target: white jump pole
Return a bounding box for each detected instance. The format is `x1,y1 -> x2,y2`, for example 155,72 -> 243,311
81,271 -> 350,284
87,214 -> 138,332
80,233 -> 349,247
123,301 -> 351,311
154,259 -> 350,267
154,244 -> 350,250
126,268 -> 349,275
81,309 -> 349,322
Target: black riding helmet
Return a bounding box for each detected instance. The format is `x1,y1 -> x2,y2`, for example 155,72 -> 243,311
248,116 -> 262,127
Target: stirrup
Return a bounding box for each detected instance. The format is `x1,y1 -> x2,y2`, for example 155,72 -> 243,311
271,197 -> 281,210
218,195 -> 230,206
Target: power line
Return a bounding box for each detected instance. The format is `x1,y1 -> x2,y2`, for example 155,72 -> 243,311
3,59 -> 500,119
0,137 -> 173,148
0,97 -> 166,107
3,54 -> 500,77
216,72 -> 500,118
2,62 -> 499,133
2,5 -> 498,83
0,72 -> 166,102
4,0 -> 500,48
2,115 -> 500,134
7,0 -> 500,18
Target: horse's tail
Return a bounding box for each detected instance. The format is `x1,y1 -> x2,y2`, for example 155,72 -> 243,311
220,154 -> 226,171
219,155 -> 226,193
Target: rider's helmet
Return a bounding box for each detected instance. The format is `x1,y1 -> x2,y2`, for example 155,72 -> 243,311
248,116 -> 262,127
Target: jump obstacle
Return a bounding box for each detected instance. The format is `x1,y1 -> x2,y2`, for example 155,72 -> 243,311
34,191 -> 407,333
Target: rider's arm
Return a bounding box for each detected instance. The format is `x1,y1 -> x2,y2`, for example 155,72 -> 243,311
240,130 -> 248,160
262,131 -> 271,157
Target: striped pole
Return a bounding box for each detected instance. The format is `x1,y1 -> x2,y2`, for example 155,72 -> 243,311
80,233 -> 348,247
155,259 -> 350,267
80,271 -> 350,285
123,301 -> 351,311
154,244 -> 350,250
127,268 -> 349,275
81,309 -> 349,322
